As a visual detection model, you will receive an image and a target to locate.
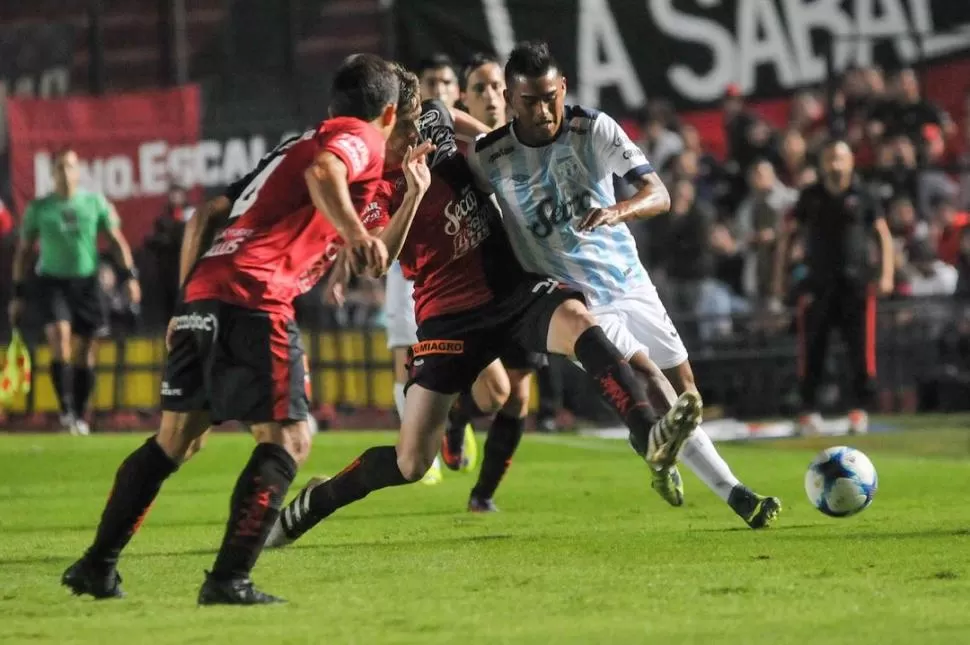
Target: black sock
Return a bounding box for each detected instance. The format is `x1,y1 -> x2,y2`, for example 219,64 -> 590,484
281,446 -> 408,540
445,391 -> 480,457
211,443 -> 297,581
574,327 -> 658,448
471,412 -> 525,500
51,360 -> 75,416
73,365 -> 95,417
85,437 -> 178,566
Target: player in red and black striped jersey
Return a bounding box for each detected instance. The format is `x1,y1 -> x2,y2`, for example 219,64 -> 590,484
266,98 -> 704,549
61,54 -> 415,607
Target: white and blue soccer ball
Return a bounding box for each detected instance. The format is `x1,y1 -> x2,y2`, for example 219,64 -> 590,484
804,446 -> 878,517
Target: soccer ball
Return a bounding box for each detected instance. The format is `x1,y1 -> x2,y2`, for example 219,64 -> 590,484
804,446 -> 877,517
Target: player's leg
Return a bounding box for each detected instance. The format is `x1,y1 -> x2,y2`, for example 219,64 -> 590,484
837,285 -> 876,435
441,360 -> 508,472
61,409 -> 211,599
69,335 -> 97,435
196,310 -> 312,605
267,383 -> 459,547
797,290 -> 833,434
386,262 -> 445,484
198,418 -> 310,605
40,280 -> 77,431
69,275 -> 109,435
467,362 -> 531,512
538,293 -> 700,469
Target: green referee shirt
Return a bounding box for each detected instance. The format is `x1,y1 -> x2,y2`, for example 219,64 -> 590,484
20,190 -> 118,278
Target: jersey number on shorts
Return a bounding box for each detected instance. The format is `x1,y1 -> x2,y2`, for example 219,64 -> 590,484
531,278 -> 559,295
228,130 -> 314,220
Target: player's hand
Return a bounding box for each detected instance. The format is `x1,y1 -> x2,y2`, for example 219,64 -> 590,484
879,275 -> 894,296
324,250 -> 352,307
402,142 -> 435,195
347,232 -> 389,277
126,279 -> 142,305
577,206 -> 621,231
7,298 -> 24,328
165,317 -> 177,351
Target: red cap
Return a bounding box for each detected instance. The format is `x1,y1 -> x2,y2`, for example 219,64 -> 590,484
724,83 -> 742,98
923,123 -> 942,142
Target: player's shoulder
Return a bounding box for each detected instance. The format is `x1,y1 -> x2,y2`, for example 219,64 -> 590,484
564,105 -> 607,134
474,123 -> 513,155
76,189 -> 108,204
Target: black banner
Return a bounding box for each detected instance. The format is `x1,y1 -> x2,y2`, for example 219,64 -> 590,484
0,23 -> 74,155
394,0 -> 970,114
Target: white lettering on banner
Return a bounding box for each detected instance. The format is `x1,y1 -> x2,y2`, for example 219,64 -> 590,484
648,0 -> 735,103
32,136 -> 270,201
647,0 -> 968,103
577,0 -> 647,108
737,0 -> 799,92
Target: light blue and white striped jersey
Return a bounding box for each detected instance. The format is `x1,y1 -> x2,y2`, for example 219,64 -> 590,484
469,106 -> 655,307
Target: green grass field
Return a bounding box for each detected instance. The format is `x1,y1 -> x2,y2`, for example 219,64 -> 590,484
2,420 -> 970,645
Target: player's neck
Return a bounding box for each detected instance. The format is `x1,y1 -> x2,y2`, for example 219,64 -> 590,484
55,185 -> 76,200
511,119 -> 558,148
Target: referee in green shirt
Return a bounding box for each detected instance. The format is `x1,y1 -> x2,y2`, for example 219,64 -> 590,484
7,148 -> 141,434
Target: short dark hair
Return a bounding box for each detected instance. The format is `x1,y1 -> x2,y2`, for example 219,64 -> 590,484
330,54 -> 400,121
389,62 -> 421,122
460,52 -> 501,91
53,147 -> 76,161
505,40 -> 559,89
416,53 -> 456,77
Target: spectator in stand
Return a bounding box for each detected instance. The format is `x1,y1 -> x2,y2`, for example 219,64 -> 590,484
778,129 -> 817,189
722,84 -> 756,165
869,135 -> 919,207
932,197 -> 970,266
902,240 -> 958,297
669,150 -> 717,205
958,117 -> 970,209
417,53 -> 460,108
735,160 -> 799,304
637,105 -> 683,174
881,68 -> 954,143
954,228 -> 970,298
664,179 -> 715,315
887,195 -> 928,244
788,90 -> 828,149
143,185 -> 192,323
918,124 -> 959,217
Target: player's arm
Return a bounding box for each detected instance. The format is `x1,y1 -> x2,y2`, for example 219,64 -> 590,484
177,195 -> 233,287
374,142 -> 435,270
451,108 -> 490,142
871,201 -> 894,296
579,171 -> 670,230
8,204 -> 37,326
100,202 -> 142,305
305,150 -> 388,274
577,113 -> 669,230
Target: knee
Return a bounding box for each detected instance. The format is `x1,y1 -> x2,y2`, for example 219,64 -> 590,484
279,423 -> 313,466
479,377 -> 511,415
396,447 -> 432,483
501,374 -> 531,418
551,300 -> 597,355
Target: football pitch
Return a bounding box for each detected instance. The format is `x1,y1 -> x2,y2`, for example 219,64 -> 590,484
2,419 -> 969,645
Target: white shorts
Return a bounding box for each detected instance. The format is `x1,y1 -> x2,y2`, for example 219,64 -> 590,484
384,261 -> 418,349
590,284 -> 689,370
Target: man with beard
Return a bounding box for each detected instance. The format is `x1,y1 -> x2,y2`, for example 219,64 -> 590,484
773,140 -> 894,435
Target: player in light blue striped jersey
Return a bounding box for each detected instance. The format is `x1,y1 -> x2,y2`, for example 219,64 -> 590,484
469,41 -> 781,528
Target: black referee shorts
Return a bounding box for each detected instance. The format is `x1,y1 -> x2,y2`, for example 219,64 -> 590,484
35,275 -> 108,338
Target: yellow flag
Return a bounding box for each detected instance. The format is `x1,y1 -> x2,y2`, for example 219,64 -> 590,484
0,329 -> 32,406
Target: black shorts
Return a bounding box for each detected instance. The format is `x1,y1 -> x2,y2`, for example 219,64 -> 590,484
161,300 -> 309,424
35,275 -> 107,338
407,278 -> 580,394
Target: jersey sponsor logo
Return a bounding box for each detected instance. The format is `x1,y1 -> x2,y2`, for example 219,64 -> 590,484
361,201 -> 385,227
487,146 -> 515,163
622,147 -> 645,161
331,134 -> 370,176
411,340 -> 465,356
530,191 -> 592,239
171,313 -> 218,334
443,185 -> 490,258
296,247 -> 337,294
202,227 -> 254,258
552,156 -> 583,184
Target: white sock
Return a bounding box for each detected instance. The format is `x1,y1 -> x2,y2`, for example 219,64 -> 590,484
393,383 -> 406,421
679,426 -> 740,502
